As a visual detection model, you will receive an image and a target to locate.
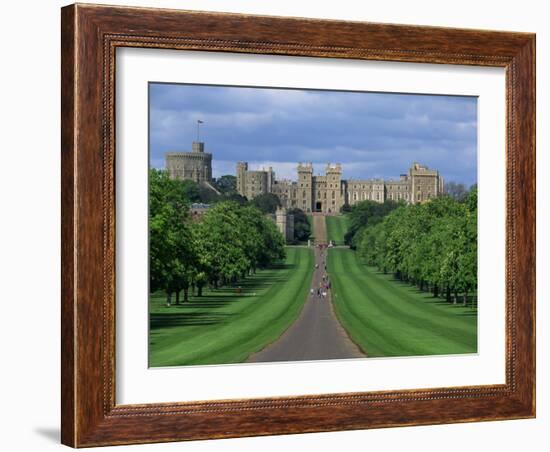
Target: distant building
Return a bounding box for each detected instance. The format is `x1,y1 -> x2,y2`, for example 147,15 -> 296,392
166,141 -> 213,184
163,135 -> 445,248
236,162 -> 275,201
273,207 -> 294,243
238,161 -> 444,213
189,203 -> 211,221
165,140 -> 443,217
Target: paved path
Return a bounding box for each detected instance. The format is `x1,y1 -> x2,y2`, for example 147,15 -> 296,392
247,215 -> 365,363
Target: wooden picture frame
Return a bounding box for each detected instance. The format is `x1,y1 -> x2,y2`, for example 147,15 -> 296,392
61,3 -> 535,447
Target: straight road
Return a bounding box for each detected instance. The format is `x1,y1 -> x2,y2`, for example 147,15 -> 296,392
247,215 -> 364,363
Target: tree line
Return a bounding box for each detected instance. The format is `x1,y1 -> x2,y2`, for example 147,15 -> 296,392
347,188 -> 477,306
150,169 -> 286,304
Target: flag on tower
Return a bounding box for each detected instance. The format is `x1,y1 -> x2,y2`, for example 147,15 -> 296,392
196,120 -> 204,141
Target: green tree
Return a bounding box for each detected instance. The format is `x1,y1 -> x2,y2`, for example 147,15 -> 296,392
223,192 -> 248,205
214,175 -> 237,194
194,202 -> 250,287
198,184 -> 222,204
250,193 -> 281,214
344,200 -> 402,247
466,185 -> 478,212
444,181 -> 468,201
193,202 -> 285,287
288,208 -> 311,243
149,171 -> 287,304
149,169 -> 197,303
240,205 -> 285,270
356,194 -> 477,305
180,180 -> 201,203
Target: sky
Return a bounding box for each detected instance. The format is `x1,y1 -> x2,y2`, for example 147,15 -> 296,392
149,83 -> 477,186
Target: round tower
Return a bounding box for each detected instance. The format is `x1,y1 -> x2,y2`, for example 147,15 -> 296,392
165,141 -> 212,183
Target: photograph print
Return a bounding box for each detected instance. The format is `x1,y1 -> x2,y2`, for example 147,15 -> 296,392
148,83 -> 478,367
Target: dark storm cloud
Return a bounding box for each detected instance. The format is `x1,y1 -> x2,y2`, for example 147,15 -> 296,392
149,83 -> 477,186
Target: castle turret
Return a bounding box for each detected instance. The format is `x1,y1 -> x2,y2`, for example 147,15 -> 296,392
165,141 -> 212,183
408,162 -> 441,204
236,162 -> 248,197
325,163 -> 343,213
276,206 -> 287,238
192,141 -> 205,153
275,206 -> 294,243
297,162 -> 313,212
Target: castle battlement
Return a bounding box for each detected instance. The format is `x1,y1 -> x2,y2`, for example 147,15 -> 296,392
165,139 -> 441,214
165,141 -> 213,184
237,161 -> 442,213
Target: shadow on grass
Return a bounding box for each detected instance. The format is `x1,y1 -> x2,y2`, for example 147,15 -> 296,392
151,273 -> 290,305
457,311 -> 478,317
149,263 -> 297,330
368,269 -> 479,313
150,311 -> 233,329
269,262 -> 296,270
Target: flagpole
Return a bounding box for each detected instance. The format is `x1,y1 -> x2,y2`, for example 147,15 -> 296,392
197,120 -> 204,142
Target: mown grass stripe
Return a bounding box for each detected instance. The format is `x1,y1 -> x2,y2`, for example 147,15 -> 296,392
326,215 -> 349,245
149,247 -> 314,366
327,248 -> 477,357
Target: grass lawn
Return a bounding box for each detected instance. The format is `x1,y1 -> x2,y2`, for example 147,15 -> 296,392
326,215 -> 349,245
327,248 -> 477,357
149,246 -> 314,366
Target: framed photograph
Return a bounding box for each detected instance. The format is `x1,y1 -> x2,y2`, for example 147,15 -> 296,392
61,3 -> 535,447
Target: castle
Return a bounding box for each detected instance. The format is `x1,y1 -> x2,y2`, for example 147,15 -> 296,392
165,141 -> 444,216
236,161 -> 444,213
